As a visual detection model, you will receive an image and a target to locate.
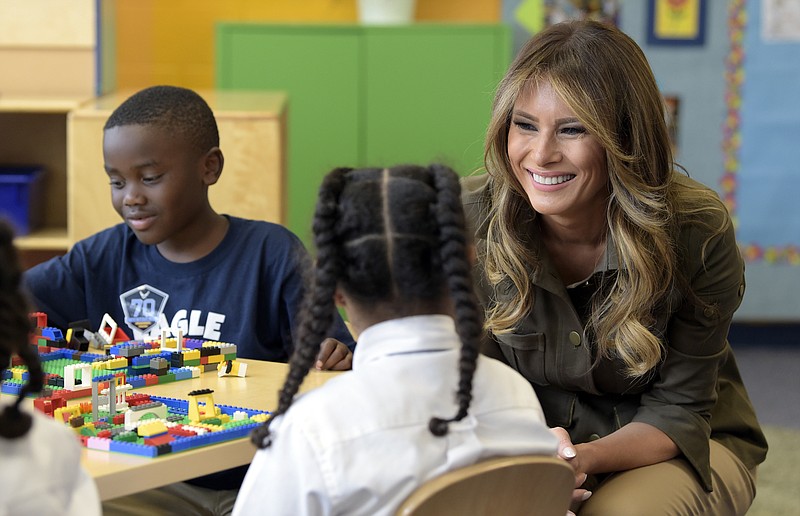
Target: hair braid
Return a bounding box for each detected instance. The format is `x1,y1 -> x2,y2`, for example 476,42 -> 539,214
0,221 -> 42,439
251,168 -> 351,448
427,165 -> 483,436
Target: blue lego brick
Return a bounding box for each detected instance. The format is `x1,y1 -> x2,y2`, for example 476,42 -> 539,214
172,368 -> 193,381
150,395 -> 189,412
127,376 -> 147,388
0,382 -> 23,395
41,327 -> 65,340
108,440 -> 158,457
131,356 -> 151,367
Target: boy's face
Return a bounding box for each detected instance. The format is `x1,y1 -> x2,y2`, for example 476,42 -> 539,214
103,124 -> 218,247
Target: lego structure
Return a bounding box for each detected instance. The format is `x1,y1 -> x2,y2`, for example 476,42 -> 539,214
2,313 -> 238,398
2,312 -> 265,459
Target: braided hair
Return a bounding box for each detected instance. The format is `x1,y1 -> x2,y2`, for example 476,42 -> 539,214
0,220 -> 43,439
251,164 -> 483,448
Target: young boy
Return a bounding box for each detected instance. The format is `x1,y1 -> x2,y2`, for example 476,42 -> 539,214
22,86 -> 354,512
24,85 -> 353,366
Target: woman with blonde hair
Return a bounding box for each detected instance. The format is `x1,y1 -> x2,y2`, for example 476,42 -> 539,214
463,20 -> 767,515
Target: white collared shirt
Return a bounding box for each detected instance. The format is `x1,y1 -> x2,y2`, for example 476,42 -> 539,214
0,408 -> 101,516
234,315 -> 557,516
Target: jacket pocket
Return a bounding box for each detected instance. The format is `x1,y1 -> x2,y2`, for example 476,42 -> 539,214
495,332 -> 547,385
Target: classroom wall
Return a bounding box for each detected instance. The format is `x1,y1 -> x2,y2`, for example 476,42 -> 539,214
619,1 -> 799,322
114,0 -> 501,90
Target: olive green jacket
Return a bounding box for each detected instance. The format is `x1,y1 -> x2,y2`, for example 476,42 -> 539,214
461,173 -> 767,491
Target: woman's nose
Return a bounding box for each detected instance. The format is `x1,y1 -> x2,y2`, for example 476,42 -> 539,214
532,134 -> 562,167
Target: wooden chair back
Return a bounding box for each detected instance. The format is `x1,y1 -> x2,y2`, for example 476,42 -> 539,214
395,455 -> 574,516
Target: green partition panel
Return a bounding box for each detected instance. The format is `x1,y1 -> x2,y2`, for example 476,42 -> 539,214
217,24 -> 361,241
363,25 -> 510,175
216,23 -> 510,243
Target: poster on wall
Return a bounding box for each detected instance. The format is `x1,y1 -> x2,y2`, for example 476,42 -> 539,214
507,0 -> 621,51
647,0 -> 707,46
544,0 -> 620,26
762,0 -> 800,41
724,0 -> 800,264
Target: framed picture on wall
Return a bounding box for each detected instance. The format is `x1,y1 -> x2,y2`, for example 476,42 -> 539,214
647,0 -> 707,46
544,0 -> 621,27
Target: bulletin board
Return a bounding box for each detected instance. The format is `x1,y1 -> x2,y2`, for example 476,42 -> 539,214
723,0 -> 800,264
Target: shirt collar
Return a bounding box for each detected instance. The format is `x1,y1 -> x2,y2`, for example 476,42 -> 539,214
352,314 -> 459,370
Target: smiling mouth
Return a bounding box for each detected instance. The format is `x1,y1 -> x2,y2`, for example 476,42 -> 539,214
126,215 -> 155,231
531,172 -> 576,185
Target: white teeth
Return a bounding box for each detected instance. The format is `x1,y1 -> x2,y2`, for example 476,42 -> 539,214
532,173 -> 575,185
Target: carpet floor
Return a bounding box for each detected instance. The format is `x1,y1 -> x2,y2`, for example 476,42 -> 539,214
747,425 -> 797,516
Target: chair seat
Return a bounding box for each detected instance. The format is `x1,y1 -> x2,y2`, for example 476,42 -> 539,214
395,454 -> 574,516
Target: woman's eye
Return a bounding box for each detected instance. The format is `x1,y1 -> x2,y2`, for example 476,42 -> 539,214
109,179 -> 124,189
513,120 -> 536,132
561,126 -> 586,136
142,175 -> 162,184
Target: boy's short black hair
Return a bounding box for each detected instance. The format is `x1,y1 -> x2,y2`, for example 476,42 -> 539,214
104,85 -> 219,156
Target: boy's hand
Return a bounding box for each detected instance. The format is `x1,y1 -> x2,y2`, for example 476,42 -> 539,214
315,338 -> 353,371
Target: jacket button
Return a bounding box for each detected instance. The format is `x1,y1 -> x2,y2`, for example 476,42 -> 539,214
569,331 -> 582,347
589,433 -> 601,441
703,306 -> 715,318
738,284 -> 744,297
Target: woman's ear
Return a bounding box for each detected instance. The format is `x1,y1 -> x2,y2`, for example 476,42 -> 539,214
467,243 -> 477,267
202,147 -> 224,185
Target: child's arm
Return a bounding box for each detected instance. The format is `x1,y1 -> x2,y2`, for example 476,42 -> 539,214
315,338 -> 353,371
23,249 -> 90,330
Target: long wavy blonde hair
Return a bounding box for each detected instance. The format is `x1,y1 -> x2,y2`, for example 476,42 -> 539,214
482,20 -> 729,376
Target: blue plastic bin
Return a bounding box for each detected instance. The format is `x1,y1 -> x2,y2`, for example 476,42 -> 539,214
0,166 -> 45,236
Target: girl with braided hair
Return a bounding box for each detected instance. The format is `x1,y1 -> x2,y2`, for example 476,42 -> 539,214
0,220 -> 100,515
234,164 -> 555,516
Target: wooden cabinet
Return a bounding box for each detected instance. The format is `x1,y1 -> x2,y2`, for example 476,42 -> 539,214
67,90 -> 288,243
216,23 -> 510,241
0,96 -> 88,253
0,0 -> 112,266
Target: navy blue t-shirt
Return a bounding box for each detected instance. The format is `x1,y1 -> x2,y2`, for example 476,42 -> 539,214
24,216 -> 353,362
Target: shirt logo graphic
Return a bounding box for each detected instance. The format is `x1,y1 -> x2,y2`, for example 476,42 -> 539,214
120,284 -> 169,335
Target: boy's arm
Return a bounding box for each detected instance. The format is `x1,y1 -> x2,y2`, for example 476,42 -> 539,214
23,251 -> 89,330
277,231 -> 355,366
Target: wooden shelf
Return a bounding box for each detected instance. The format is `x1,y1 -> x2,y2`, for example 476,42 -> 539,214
0,95 -> 88,113
14,227 -> 69,251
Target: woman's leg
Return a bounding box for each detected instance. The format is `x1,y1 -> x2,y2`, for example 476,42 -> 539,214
578,440 -> 756,516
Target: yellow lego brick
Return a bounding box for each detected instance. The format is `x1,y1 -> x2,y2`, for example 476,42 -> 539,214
251,413 -> 269,423
11,367 -> 25,381
54,405 -> 82,423
137,420 -> 168,437
106,357 -> 128,370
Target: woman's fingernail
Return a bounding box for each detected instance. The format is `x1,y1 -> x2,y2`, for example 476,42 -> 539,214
582,491 -> 593,501
315,360 -> 323,369
564,447 -> 576,458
